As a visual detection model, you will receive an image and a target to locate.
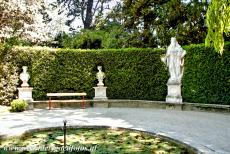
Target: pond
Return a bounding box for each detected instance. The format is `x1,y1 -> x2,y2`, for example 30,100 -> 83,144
0,127 -> 197,154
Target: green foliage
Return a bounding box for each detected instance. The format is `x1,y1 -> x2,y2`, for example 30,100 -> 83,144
54,0 -> 209,49
53,32 -> 71,48
1,43 -> 229,104
72,30 -> 104,49
101,49 -> 168,100
0,45 -> 19,106
4,37 -> 32,47
10,47 -> 167,101
55,30 -> 103,49
122,0 -> 208,47
156,0 -> 208,47
55,28 -> 129,49
205,0 -> 230,54
10,99 -> 28,112
100,25 -> 128,49
183,42 -> 230,104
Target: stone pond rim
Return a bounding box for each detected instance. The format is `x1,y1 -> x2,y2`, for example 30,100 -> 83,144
0,125 -> 201,154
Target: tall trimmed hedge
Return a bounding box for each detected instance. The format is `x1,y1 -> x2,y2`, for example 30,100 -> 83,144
4,47 -> 168,101
0,43 -> 229,104
182,42 -> 230,104
183,42 -> 230,104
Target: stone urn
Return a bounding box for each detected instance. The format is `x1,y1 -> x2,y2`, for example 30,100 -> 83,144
96,66 -> 105,87
20,66 -> 30,87
94,66 -> 108,100
18,66 -> 33,105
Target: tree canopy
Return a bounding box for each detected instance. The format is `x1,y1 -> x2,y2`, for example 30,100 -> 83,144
1,0 -> 217,48
121,0 -> 209,47
0,0 -> 35,42
0,0 -> 72,45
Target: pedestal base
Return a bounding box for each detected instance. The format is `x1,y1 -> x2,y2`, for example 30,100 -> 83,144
93,87 -> 108,100
17,87 -> 33,102
166,83 -> 182,104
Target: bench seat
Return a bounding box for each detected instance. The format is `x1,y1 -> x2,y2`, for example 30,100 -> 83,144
47,92 -> 87,110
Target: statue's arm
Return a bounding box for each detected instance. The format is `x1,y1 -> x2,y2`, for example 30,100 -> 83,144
180,50 -> 186,66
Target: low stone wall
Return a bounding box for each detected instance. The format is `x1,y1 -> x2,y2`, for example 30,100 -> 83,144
32,100 -> 92,109
31,99 -> 230,113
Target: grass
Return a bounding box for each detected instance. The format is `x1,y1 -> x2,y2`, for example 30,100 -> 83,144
0,128 -> 193,154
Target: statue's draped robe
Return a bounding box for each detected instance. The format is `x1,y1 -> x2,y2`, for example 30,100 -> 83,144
166,42 -> 186,83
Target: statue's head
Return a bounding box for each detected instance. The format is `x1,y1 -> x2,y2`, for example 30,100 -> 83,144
97,66 -> 102,71
171,37 -> 177,46
22,66 -> 27,72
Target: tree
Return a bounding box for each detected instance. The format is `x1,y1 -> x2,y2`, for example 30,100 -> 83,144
56,0 -> 113,29
95,1 -> 129,48
0,0 -> 33,42
122,0 -> 168,47
0,0 -> 74,45
0,0 -> 52,44
156,0 -> 208,46
205,0 -> 230,54
121,0 -> 209,47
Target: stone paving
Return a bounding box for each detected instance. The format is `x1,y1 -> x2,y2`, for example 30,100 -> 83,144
0,107 -> 230,154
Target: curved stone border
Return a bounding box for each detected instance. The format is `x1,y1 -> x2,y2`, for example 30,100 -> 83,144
0,126 -> 201,154
32,99 -> 230,113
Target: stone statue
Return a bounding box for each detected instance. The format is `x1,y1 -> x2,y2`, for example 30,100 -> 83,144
162,37 -> 186,84
96,66 -> 105,87
20,66 -> 30,87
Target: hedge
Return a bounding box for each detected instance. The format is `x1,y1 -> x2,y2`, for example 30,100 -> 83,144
1,47 -> 168,101
183,42 -> 230,104
0,43 -> 229,104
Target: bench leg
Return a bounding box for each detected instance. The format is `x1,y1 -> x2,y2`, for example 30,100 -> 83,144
48,97 -> 52,110
81,96 -> 85,109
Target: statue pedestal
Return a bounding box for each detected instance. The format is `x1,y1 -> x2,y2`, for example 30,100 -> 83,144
166,83 -> 182,104
93,87 -> 108,100
17,87 -> 33,102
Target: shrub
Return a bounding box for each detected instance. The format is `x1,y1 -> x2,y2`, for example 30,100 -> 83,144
10,99 -> 28,112
55,29 -> 128,49
59,30 -> 104,49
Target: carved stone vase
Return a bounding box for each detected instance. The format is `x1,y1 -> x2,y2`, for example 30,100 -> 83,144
17,66 -> 33,107
94,66 -> 108,100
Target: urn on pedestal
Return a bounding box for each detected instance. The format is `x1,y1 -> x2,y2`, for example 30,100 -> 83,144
17,66 -> 33,105
20,66 -> 30,87
93,66 -> 108,100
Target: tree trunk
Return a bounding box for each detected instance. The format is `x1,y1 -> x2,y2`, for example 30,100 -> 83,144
83,0 -> 94,29
143,16 -> 150,46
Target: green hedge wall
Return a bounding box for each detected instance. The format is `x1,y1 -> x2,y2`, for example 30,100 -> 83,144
7,47 -> 168,101
183,42 -> 230,104
0,43 -> 229,104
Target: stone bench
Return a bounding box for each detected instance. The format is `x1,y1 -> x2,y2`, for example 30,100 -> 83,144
47,93 -> 87,110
